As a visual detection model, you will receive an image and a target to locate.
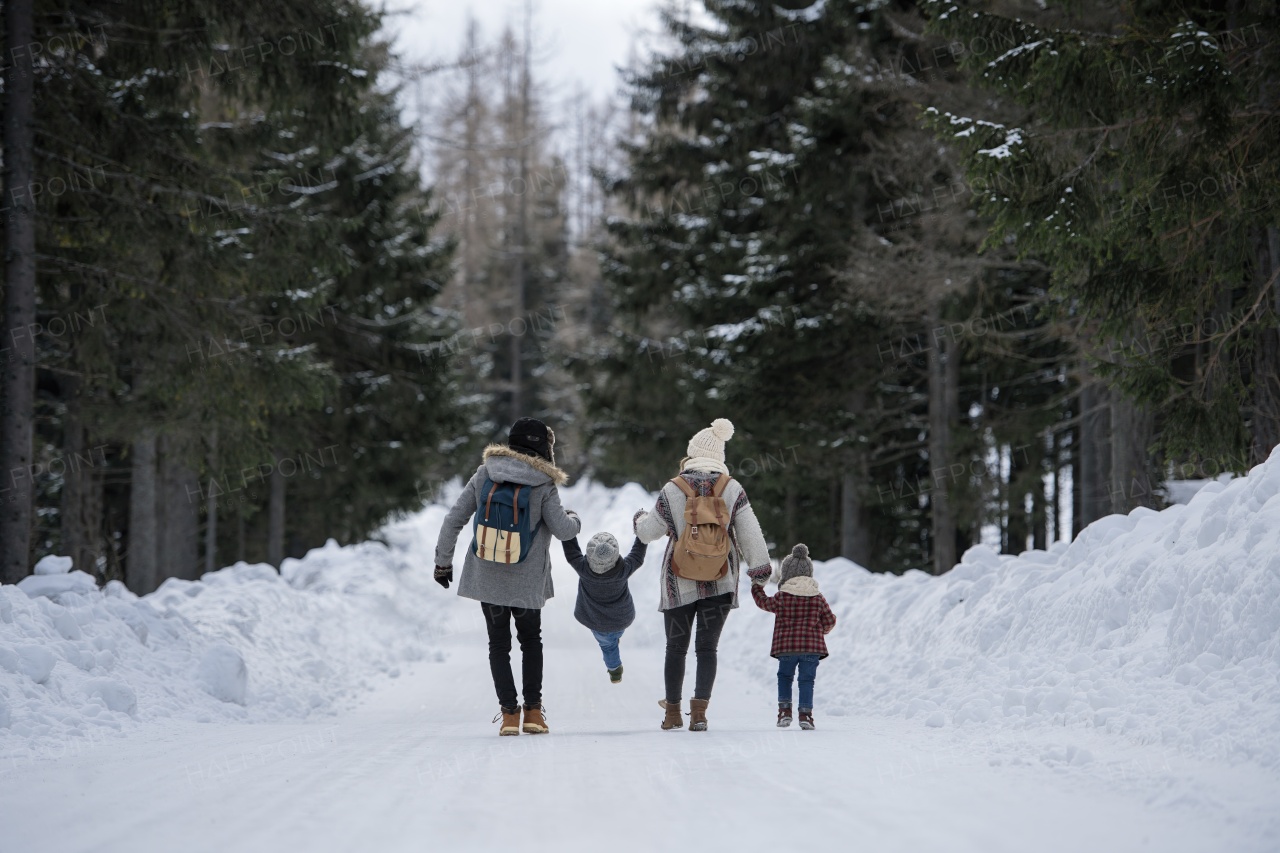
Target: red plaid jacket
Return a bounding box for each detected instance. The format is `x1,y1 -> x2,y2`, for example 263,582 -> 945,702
750,583 -> 837,659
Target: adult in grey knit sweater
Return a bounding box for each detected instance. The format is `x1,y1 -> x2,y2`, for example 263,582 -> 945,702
634,418 -> 773,732
562,531 -> 648,683
434,417 -> 581,736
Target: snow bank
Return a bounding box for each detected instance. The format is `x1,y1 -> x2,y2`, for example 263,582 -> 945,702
0,532 -> 448,760
4,448 -> 1278,774
727,448 -> 1280,768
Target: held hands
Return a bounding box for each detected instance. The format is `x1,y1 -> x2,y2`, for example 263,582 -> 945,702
434,565 -> 453,589
565,509 -> 580,523
632,509 -> 648,534
747,566 -> 771,586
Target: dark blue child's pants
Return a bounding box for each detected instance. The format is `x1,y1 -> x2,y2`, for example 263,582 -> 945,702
777,654 -> 820,708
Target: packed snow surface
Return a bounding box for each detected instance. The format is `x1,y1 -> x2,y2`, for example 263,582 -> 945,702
1,451 -> 1279,851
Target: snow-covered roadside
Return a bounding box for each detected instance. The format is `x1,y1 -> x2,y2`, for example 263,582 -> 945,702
725,447 -> 1280,771
0,477 -> 659,767
3,449 -> 1278,785
0,536 -> 448,762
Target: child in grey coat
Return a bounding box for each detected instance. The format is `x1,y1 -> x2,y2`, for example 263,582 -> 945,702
562,528 -> 648,683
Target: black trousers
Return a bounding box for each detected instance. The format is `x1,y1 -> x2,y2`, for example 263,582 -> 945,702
663,592 -> 733,703
481,602 -> 543,710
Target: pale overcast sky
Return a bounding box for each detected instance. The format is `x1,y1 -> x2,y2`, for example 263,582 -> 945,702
389,0 -> 669,102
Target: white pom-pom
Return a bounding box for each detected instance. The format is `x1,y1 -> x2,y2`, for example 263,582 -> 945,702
710,418 -> 735,441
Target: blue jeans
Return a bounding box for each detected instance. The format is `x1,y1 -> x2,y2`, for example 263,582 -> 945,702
777,654 -> 820,709
592,629 -> 625,670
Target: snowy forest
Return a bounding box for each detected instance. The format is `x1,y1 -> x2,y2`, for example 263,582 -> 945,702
4,0 -> 1278,590
1,2 -> 1279,851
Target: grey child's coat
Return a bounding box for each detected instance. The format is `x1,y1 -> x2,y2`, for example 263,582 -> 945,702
562,536 -> 648,633
434,445 -> 581,609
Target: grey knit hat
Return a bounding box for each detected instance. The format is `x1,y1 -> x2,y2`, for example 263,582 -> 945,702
585,532 -> 620,574
779,543 -> 813,584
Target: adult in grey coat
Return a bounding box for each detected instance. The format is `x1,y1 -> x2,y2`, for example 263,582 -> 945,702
434,417 -> 581,735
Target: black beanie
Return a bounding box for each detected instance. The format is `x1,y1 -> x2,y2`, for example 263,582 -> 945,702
508,417 -> 554,462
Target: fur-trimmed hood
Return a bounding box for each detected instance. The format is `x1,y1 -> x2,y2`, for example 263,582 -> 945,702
483,444 -> 570,486
777,575 -> 821,597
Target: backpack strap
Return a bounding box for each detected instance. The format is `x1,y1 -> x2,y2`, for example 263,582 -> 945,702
512,485 -> 521,526
711,473 -> 730,497
483,480 -> 499,522
671,476 -> 695,498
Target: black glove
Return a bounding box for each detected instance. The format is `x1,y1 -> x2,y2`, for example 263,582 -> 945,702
434,565 -> 453,589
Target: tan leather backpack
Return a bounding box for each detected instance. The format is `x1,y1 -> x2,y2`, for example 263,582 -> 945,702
670,474 -> 732,581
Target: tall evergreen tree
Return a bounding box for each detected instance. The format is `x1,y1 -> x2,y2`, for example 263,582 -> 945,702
924,0 -> 1280,469
593,0 -> 1074,571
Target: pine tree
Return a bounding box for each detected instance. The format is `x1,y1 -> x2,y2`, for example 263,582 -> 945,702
4,1 -> 467,584
594,0 -> 1075,571
924,0 -> 1280,468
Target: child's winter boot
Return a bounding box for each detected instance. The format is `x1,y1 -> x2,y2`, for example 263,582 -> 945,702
658,699 -> 683,730
608,665 -> 623,684
777,703 -> 793,728
798,708 -> 815,730
522,704 -> 549,734
494,706 -> 521,736
689,698 -> 709,731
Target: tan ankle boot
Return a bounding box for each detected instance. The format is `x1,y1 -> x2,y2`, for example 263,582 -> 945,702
522,704 -> 549,734
658,699 -> 683,730
495,706 -> 520,736
689,698 -> 709,731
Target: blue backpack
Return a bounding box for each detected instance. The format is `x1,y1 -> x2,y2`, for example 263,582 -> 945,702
471,476 -> 540,564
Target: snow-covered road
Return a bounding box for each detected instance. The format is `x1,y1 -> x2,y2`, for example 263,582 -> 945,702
3,590 -> 1275,853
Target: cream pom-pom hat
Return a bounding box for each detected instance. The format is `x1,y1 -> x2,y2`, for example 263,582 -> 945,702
685,418 -> 735,464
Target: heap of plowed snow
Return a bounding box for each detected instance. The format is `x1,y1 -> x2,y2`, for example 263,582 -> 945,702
2,451 -> 1277,771
727,448 -> 1280,768
0,536 -> 446,759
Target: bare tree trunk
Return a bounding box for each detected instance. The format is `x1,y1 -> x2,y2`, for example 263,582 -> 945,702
1005,444 -> 1028,554
1050,429 -> 1062,545
128,429 -> 159,594
1109,396 -> 1155,512
840,463 -> 871,567
829,477 -> 841,558
267,450 -> 286,567
1071,422 -> 1083,539
840,387 -> 872,567
205,430 -> 218,575
0,0 -> 37,584
509,1 -> 532,423
460,17 -> 481,326
784,484 -> 798,548
1252,226 -> 1280,464
158,434 -> 200,581
927,304 -> 958,574
1076,380 -> 1112,532
1032,441 -> 1047,551
60,378 -> 103,574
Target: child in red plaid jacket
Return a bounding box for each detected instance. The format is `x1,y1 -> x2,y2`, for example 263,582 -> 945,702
750,544 -> 836,730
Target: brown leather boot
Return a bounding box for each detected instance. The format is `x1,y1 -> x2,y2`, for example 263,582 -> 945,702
689,698 -> 709,731
522,704 -> 549,734
777,703 -> 793,728
494,706 -> 520,736
658,699 -> 683,731
798,708 -> 815,730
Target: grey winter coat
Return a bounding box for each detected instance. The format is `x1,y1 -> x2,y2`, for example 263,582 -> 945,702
434,445 -> 581,609
563,537 -> 648,633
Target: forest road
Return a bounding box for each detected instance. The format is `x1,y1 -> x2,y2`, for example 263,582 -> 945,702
0,590 -> 1271,853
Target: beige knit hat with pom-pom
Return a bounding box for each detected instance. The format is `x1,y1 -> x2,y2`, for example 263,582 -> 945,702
686,418 -> 735,464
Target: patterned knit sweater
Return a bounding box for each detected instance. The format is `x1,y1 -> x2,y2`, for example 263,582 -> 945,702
635,470 -> 773,611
